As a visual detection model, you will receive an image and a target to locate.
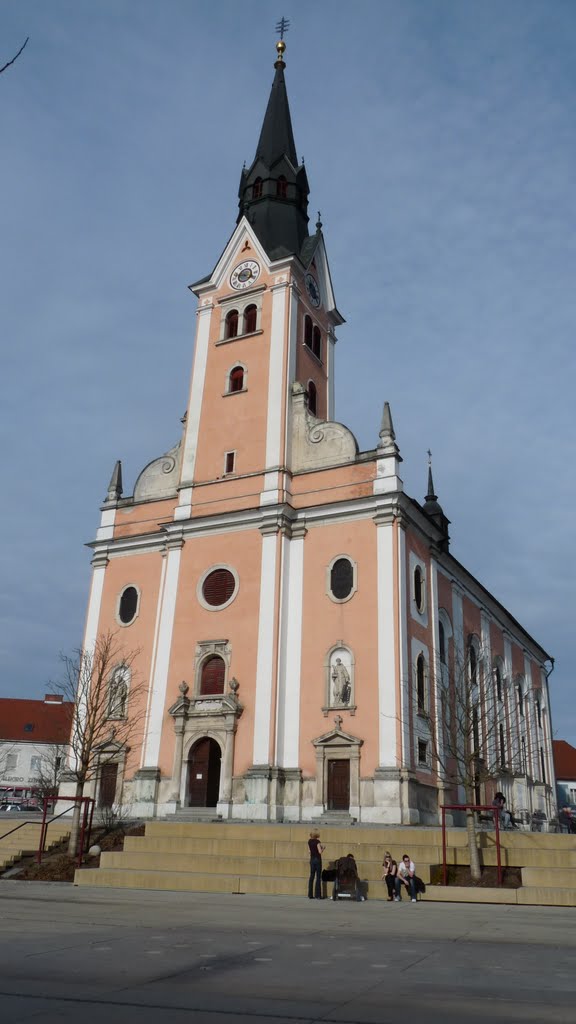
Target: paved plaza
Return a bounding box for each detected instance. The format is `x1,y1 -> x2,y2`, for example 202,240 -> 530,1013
0,882 -> 575,1023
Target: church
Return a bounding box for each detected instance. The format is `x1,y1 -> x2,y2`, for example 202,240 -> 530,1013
66,39 -> 556,824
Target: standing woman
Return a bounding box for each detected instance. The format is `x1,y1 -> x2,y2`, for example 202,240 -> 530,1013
381,851 -> 397,901
308,830 -> 325,899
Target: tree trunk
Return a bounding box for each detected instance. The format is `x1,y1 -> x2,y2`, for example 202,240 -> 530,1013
465,786 -> 482,881
67,781 -> 84,857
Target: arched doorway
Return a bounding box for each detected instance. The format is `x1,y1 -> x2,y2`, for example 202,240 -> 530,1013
187,737 -> 221,807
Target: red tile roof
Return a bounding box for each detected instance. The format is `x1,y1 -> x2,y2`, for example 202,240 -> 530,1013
0,697 -> 74,744
553,740 -> 576,780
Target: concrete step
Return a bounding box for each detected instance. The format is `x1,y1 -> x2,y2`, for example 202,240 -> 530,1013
99,849 -> 432,883
75,867 -> 392,899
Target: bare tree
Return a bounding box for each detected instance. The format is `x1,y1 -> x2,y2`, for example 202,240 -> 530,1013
31,743 -> 69,806
56,630 -> 145,856
423,641 -> 525,881
1,36 -> 29,75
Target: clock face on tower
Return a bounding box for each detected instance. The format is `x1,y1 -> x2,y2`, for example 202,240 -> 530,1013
305,273 -> 321,308
230,260 -> 260,290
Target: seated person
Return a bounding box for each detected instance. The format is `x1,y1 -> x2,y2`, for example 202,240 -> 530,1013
395,854 -> 417,902
558,806 -> 576,834
382,851 -> 397,901
492,792 -> 519,830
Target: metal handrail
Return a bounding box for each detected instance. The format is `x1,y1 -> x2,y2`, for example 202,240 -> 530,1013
0,817 -> 45,842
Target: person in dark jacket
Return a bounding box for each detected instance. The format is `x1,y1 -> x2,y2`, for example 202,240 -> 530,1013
307,831 -> 325,899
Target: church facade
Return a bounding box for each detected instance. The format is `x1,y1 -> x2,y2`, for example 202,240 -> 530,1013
69,42 -> 555,824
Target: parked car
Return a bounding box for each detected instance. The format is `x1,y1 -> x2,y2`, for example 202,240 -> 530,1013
0,803 -> 23,812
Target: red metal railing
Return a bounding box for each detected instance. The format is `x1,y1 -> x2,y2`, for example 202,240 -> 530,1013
37,795 -> 95,867
441,803 -> 502,886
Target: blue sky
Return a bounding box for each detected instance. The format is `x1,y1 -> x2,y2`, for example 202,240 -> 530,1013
1,1 -> 575,740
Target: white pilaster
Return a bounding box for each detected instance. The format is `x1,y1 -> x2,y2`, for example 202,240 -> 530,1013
142,539 -> 183,766
177,301 -> 214,515
260,278 -> 288,505
327,332 -> 336,420
276,526 -> 305,767
376,513 -> 399,767
429,557 -> 444,766
481,612 -> 496,768
67,551 -> 108,771
252,528 -> 279,764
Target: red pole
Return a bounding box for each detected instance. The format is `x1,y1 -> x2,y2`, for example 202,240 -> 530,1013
494,806 -> 502,885
37,796 -> 49,864
442,805 -> 447,886
77,798 -> 89,868
87,798 -> 95,852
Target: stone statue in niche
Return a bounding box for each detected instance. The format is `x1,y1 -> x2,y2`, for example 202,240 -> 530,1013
331,656 -> 351,706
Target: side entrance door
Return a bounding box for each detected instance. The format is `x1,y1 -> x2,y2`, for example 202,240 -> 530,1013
327,760 -> 350,811
99,763 -> 118,808
187,738 -> 222,807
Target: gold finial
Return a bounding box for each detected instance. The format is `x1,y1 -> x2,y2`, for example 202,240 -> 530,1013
275,17 -> 289,67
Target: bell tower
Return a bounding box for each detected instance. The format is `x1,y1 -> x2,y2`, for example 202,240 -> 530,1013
175,38 -> 344,519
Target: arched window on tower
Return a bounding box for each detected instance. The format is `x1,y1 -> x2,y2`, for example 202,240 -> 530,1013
228,366 -> 244,393
243,304 -> 257,334
312,325 -> 322,360
304,315 -> 312,349
200,655 -> 225,696
416,653 -> 426,713
276,175 -> 287,198
225,309 -> 239,339
439,621 -> 446,665
517,682 -> 524,718
252,178 -> 263,199
468,640 -> 478,688
307,380 -> 317,416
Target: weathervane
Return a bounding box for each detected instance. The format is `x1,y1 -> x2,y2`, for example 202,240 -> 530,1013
427,448 -> 432,467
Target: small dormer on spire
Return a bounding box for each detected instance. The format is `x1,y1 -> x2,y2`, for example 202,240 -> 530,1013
422,450 -> 450,549
374,402 -> 403,495
105,459 -> 123,503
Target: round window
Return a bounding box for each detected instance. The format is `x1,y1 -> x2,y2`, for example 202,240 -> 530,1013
118,586 -> 138,625
202,568 -> 236,608
330,558 -> 354,601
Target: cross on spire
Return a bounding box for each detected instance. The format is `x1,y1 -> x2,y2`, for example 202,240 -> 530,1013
275,16 -> 290,39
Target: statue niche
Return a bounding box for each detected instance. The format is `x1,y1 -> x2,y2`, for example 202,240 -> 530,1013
324,645 -> 355,716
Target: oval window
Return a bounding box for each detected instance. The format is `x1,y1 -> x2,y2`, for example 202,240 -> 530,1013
202,568 -> 236,608
118,586 -> 138,625
330,558 -> 354,600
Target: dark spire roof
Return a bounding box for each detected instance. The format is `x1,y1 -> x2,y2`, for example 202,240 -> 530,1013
237,43 -> 310,260
255,64 -> 298,168
422,456 -> 450,549
105,459 -> 123,503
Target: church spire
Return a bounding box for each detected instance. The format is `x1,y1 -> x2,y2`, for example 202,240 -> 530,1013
422,451 -> 450,549
237,37 -> 310,260
105,459 -> 123,503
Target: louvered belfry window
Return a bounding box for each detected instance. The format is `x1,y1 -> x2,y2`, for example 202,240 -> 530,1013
200,655 -> 226,695
330,558 -> 353,600
202,568 -> 236,607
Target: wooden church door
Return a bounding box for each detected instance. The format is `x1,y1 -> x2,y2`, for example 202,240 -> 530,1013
327,760 -> 350,811
99,763 -> 118,807
188,738 -> 222,807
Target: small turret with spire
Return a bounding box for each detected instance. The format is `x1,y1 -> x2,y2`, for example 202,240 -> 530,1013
105,459 -> 123,504
374,401 -> 403,494
422,450 -> 450,549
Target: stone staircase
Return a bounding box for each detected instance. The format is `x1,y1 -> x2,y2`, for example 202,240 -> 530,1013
0,821 -> 71,871
75,821 -> 576,906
